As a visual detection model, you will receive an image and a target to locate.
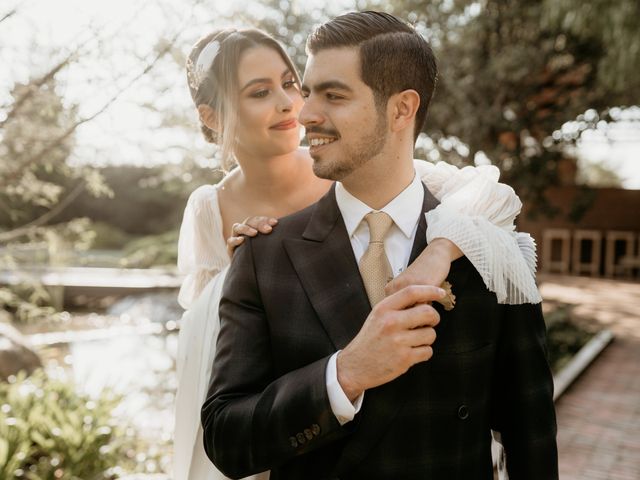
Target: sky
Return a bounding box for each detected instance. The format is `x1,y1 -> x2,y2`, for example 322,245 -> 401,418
575,109 -> 640,188
2,0 -> 640,188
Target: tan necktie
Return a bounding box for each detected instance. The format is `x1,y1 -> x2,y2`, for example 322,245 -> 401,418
359,211 -> 394,306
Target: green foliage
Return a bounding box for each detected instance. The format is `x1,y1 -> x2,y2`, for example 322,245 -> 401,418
53,162 -> 222,236
121,230 -> 180,268
542,0 -> 640,96
196,0 -> 329,74
366,0 -> 639,209
0,77 -> 112,232
544,305 -> 594,373
0,370 -> 145,479
0,218 -> 99,323
0,80 -> 76,219
0,57 -> 113,320
0,285 -> 58,325
89,222 -> 133,250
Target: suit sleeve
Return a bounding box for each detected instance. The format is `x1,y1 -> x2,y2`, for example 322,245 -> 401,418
201,238 -> 351,479
491,301 -> 559,479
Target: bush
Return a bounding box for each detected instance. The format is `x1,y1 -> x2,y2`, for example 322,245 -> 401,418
90,222 -> 133,250
545,306 -> 595,373
0,284 -> 60,324
51,164 -> 222,236
121,230 -> 179,269
0,370 -> 155,479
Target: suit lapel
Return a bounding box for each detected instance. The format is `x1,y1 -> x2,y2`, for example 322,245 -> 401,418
408,182 -> 440,265
283,184 -> 371,350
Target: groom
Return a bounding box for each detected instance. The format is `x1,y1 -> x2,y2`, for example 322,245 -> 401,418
202,11 -> 558,480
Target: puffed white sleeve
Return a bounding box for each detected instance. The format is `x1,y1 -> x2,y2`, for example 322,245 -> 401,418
177,185 -> 230,309
414,160 -> 542,305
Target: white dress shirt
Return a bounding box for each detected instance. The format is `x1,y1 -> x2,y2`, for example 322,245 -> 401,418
325,171 -> 425,424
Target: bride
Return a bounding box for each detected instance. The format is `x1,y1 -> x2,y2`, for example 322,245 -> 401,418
173,27 -> 540,480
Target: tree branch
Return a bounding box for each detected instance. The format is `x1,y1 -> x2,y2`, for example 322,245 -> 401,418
0,29 -> 183,189
0,181 -> 86,243
0,52 -> 78,127
0,8 -> 17,25
0,0 -> 203,191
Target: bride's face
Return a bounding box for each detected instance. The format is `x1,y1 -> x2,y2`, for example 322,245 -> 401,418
234,45 -> 303,158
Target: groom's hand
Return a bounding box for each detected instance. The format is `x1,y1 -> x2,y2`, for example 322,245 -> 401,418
336,285 -> 445,402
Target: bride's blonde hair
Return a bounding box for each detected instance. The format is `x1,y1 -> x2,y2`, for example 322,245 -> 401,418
186,28 -> 301,171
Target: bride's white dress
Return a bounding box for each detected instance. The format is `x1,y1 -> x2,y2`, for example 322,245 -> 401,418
171,161 -> 542,480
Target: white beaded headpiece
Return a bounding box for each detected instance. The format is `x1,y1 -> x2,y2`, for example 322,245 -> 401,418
187,40 -> 221,91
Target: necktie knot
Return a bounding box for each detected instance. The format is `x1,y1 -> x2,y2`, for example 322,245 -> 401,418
364,211 -> 393,244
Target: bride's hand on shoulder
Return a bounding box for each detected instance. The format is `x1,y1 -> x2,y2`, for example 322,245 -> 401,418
385,238 -> 462,296
227,216 -> 278,255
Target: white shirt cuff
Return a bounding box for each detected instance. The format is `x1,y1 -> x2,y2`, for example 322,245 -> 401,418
326,351 -> 364,425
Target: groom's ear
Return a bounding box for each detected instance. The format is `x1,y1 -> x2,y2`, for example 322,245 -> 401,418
197,104 -> 219,131
389,89 -> 420,134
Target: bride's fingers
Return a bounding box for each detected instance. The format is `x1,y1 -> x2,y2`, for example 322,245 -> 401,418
226,236 -> 245,255
232,223 -> 258,237
244,216 -> 277,234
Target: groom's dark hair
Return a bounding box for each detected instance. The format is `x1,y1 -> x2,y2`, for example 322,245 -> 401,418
306,11 -> 437,140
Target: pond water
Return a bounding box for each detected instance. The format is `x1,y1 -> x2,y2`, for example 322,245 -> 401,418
22,291 -> 185,466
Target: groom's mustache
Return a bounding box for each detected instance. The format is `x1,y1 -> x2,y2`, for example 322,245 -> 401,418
304,127 -> 340,138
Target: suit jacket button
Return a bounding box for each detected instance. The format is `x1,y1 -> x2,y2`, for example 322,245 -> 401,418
296,432 -> 306,444
289,436 -> 298,448
457,405 -> 469,420
311,424 -> 321,436
304,428 -> 313,440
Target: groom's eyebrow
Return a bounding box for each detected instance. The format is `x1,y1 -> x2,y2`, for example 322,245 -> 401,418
240,69 -> 293,92
300,80 -> 353,95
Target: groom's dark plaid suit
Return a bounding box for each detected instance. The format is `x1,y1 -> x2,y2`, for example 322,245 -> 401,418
202,183 -> 558,480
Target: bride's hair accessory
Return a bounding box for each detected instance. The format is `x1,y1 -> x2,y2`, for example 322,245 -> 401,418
187,40 -> 221,91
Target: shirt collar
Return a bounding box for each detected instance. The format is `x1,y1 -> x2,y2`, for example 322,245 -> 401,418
335,171 -> 424,239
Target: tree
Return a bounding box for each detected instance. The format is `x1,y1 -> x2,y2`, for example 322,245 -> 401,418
369,0 -> 640,208
0,1 -> 199,320
0,66 -> 110,320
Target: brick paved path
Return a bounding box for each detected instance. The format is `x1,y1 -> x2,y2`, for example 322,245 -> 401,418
539,275 -> 640,480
